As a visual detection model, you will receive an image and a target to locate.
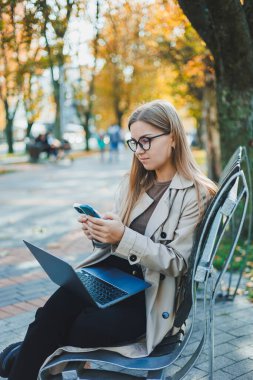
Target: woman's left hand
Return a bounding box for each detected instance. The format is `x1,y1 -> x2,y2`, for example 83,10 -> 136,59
85,212 -> 125,244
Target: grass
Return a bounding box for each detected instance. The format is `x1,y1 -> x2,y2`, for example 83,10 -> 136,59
0,168 -> 14,175
213,242 -> 252,271
68,150 -> 99,160
213,239 -> 253,301
0,148 -> 99,175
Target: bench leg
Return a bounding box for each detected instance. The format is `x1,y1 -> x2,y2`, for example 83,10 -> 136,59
208,274 -> 214,380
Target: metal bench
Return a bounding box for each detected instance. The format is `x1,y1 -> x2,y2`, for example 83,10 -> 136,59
217,146 -> 252,300
38,146 -> 250,380
26,138 -> 72,163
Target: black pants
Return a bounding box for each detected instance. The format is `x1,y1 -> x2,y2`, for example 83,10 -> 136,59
9,287 -> 146,380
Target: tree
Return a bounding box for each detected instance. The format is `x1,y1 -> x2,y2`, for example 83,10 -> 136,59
37,0 -> 78,140
0,0 -> 23,153
0,0 -> 43,152
96,0 -> 155,128
146,0 -> 221,180
21,2 -> 44,137
23,73 -> 44,137
178,0 -> 253,173
71,0 -> 101,151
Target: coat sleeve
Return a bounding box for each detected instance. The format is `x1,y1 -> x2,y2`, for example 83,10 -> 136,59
113,187 -> 205,277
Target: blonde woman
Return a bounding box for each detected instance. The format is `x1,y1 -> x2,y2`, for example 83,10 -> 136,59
0,100 -> 217,380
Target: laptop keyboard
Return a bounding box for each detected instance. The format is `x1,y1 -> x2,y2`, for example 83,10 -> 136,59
77,270 -> 128,305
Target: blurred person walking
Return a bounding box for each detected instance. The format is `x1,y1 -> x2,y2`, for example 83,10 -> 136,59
96,130 -> 106,162
107,124 -> 121,163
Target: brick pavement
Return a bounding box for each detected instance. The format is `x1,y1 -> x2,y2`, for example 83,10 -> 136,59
0,229 -> 93,320
1,232 -> 253,379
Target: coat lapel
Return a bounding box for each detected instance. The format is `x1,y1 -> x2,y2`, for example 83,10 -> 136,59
144,173 -> 194,238
144,188 -> 175,238
128,192 -> 154,225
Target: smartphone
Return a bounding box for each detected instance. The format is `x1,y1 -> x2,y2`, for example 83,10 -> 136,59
73,203 -> 101,218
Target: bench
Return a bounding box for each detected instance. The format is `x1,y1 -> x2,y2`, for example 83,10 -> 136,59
26,140 -> 46,162
38,146 -> 250,380
217,147 -> 252,300
26,138 -> 71,163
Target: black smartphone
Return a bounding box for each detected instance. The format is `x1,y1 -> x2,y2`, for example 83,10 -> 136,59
73,203 -> 101,218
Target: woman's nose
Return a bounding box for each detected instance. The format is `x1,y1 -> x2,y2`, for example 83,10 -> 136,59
135,143 -> 145,153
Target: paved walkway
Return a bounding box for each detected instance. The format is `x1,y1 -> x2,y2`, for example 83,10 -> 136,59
0,150 -> 253,379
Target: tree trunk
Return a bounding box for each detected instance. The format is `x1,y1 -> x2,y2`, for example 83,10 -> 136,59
84,127 -> 90,152
84,112 -> 91,152
26,121 -> 34,137
52,79 -> 62,140
5,118 -> 14,154
116,110 -> 123,128
196,119 -> 204,150
201,79 -> 221,182
54,96 -> 61,140
216,84 -> 253,171
113,95 -> 123,127
177,0 -> 253,175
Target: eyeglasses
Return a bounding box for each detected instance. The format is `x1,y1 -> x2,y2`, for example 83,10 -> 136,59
127,132 -> 170,152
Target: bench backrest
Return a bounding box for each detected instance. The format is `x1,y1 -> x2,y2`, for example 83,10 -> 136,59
174,147 -> 248,328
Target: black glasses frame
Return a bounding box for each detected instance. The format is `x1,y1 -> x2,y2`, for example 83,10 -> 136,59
126,132 -> 170,152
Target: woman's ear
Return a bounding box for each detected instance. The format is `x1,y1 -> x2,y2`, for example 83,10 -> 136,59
170,133 -> 176,149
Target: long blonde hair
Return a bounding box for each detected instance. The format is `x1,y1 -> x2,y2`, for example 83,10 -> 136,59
121,100 -> 217,225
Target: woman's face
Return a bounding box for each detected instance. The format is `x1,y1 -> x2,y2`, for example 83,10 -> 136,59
130,121 -> 176,180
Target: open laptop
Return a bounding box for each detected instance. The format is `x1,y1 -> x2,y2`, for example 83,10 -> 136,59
23,241 -> 151,309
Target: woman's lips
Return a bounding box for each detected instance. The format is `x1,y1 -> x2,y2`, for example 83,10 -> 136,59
139,157 -> 149,162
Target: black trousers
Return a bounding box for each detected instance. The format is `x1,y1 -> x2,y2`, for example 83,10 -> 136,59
8,286 -> 146,380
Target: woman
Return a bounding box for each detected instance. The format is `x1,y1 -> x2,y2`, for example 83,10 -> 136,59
0,100 -> 217,380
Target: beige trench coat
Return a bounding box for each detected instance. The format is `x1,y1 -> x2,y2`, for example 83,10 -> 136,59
38,173 -> 204,378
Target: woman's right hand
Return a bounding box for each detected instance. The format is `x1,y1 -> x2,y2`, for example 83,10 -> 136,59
78,215 -> 93,240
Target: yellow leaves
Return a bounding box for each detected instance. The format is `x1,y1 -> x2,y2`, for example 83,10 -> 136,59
183,56 -> 206,88
92,0 -> 214,128
0,0 -> 216,136
246,281 -> 253,289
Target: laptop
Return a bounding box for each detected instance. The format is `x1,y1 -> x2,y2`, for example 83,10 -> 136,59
23,241 -> 151,309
